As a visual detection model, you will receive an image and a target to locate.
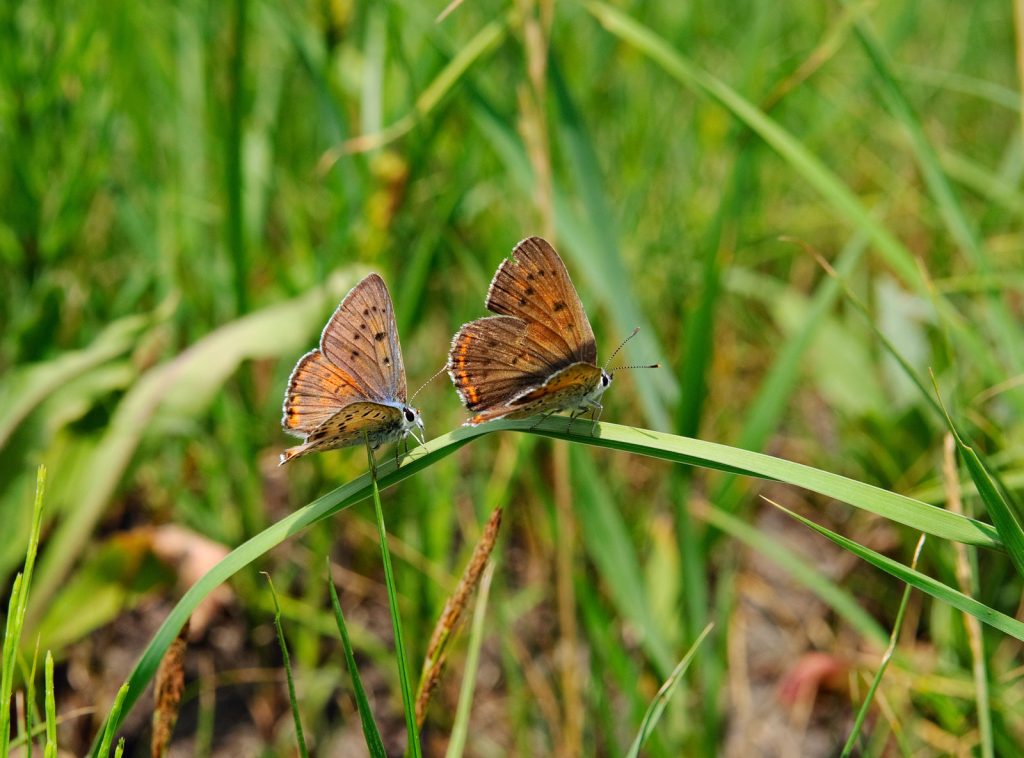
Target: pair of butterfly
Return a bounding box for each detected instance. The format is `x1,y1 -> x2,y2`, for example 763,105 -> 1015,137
280,237 -> 655,465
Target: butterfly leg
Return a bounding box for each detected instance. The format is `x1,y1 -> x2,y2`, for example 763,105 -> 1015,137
529,410 -> 559,432
588,401 -> 604,437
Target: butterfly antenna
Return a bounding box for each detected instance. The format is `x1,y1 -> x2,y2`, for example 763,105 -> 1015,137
609,362 -> 660,373
411,364 -> 448,401
603,327 -> 641,370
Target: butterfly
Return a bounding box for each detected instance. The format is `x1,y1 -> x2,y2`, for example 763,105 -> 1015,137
280,273 -> 424,465
448,236 -> 654,427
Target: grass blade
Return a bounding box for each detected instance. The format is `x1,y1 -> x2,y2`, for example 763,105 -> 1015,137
572,451 -> 674,676
366,446 -> 421,758
770,501 -> 1024,641
840,534 -> 926,757
444,561 -> 496,758
44,652 -> 56,758
1,465 -> 47,755
97,683 -> 128,757
327,566 -> 386,758
932,376 -> 1024,580
264,574 -> 309,758
625,622 -> 714,758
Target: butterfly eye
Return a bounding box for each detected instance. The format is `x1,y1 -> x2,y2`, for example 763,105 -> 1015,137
601,371 -> 612,388
404,408 -> 416,423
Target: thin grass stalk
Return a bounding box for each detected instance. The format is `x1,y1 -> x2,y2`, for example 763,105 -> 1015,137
366,444 -> 421,758
112,738 -> 125,758
444,562 -> 496,758
25,638 -> 39,758
626,623 -> 714,758
327,565 -> 386,758
225,0 -> 247,315
264,575 -> 308,758
943,435 -> 993,758
44,652 -> 55,758
1,465 -> 47,755
841,535 -> 926,757
97,684 -> 128,757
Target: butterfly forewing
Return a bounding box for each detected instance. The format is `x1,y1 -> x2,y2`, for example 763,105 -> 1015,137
319,273 -> 407,404
485,237 -> 597,366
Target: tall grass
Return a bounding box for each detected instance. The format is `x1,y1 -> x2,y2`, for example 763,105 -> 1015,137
1,0 -> 1022,754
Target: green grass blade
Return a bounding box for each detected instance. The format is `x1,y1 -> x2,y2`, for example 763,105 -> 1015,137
1,465 -> 47,755
44,651 -> 56,758
97,683 -> 128,757
937,399 -> 1024,581
572,451 -> 675,676
264,574 -> 309,758
698,504 -> 886,643
841,534 -> 925,757
87,417 -> 1000,748
366,447 -> 421,758
625,622 -> 713,758
327,566 -> 386,758
444,562 -> 495,758
772,503 -> 1024,641
0,316 -> 148,451
549,60 -> 675,427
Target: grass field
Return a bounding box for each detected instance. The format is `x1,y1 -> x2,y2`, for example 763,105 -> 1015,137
2,0 -> 1024,755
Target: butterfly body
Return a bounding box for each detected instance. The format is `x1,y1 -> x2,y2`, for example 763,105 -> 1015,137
449,237 -> 616,427
280,274 -> 424,465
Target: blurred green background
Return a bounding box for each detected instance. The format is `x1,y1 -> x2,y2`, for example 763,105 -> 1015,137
2,0 -> 1023,754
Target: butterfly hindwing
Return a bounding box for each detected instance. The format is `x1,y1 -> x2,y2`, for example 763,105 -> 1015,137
281,402 -> 405,463
467,362 -> 604,424
448,315 -> 557,411
282,349 -> 366,436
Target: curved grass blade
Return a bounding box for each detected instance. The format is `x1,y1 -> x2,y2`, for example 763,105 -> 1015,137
328,567 -> 386,758
1,465 -> 46,755
934,386 -> 1024,581
89,418 -> 1000,751
840,534 -> 925,757
0,315 -> 149,451
264,574 -> 309,758
444,562 -> 496,758
625,622 -> 713,758
365,447 -> 421,758
770,502 -> 1024,641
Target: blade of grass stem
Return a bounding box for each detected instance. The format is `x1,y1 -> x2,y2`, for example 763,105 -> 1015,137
444,561 -> 496,758
841,534 -> 926,757
97,684 -> 128,757
626,622 -> 714,758
768,500 -> 1024,641
328,565 -> 386,758
264,574 -> 309,758
931,374 -> 1024,581
1,465 -> 47,755
943,435 -> 993,758
366,445 -> 421,758
44,652 -> 55,758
